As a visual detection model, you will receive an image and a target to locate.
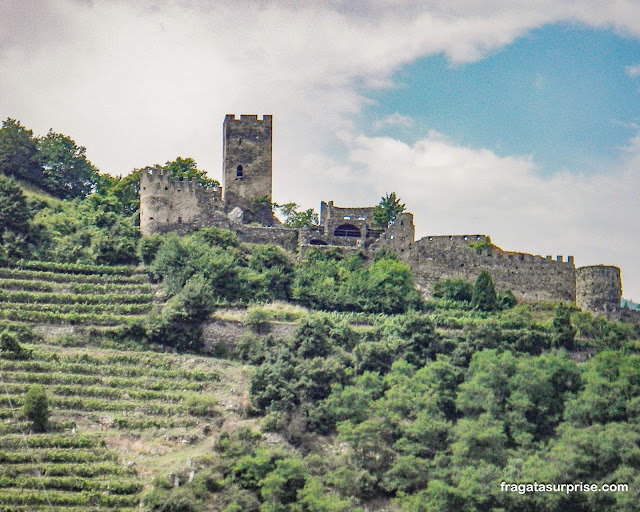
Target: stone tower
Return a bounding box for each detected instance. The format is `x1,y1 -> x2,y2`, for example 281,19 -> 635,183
222,114 -> 273,223
575,265 -> 622,318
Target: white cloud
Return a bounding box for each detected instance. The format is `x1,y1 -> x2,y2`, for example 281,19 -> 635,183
625,63 -> 640,77
373,113 -> 414,130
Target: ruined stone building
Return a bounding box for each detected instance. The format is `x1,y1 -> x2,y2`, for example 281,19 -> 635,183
140,114 -> 625,318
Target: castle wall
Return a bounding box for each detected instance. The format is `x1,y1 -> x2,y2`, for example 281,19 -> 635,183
235,225 -> 299,252
576,265 -> 622,318
375,212 -> 415,253
402,235 -> 576,302
140,169 -> 228,235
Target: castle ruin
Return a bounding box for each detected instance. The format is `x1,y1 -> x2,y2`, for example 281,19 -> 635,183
140,114 -> 625,318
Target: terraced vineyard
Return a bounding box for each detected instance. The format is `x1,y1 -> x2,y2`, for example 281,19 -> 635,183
0,261 -> 153,328
0,261 -> 252,510
0,342 -> 246,511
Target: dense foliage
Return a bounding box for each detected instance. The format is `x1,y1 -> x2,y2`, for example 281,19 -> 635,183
0,119 -> 221,266
0,175 -> 35,260
291,249 -> 421,314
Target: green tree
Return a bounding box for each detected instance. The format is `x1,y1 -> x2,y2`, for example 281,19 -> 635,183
276,202 -> 319,228
145,275 -> 215,352
373,192 -> 405,228
565,351 -> 640,425
33,193 -> 140,265
0,118 -> 42,184
37,130 -> 99,199
24,385 -> 49,432
139,233 -> 165,265
248,245 -> 294,301
297,477 -> 363,512
361,257 -> 422,314
551,303 -> 577,350
0,174 -> 32,238
0,174 -> 34,258
471,271 -> 498,312
0,329 -> 31,360
163,157 -> 219,188
96,168 -> 142,216
260,457 -> 308,508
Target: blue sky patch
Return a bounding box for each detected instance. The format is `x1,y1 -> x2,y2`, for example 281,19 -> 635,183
362,23 -> 640,176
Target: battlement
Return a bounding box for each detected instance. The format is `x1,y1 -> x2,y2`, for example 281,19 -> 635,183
140,168 -> 224,236
225,114 -> 272,123
417,235 -> 574,267
141,168 -> 221,198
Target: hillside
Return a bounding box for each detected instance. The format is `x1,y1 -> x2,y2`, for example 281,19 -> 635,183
1,232 -> 640,511
0,340 -> 249,511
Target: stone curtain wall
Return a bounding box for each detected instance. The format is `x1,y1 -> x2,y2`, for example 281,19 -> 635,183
375,212 -> 415,253
403,235 -> 577,302
236,225 -> 299,252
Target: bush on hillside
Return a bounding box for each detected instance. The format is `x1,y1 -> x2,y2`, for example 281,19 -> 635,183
0,329 -> 33,360
24,384 -> 49,432
139,233 -> 165,265
552,303 -> 577,350
292,249 -> 421,314
432,278 -> 473,303
145,275 -> 215,352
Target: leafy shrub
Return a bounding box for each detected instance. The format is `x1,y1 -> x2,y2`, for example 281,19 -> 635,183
497,290 -> 517,310
551,303 -> 577,350
248,245 -> 294,301
193,226 -> 239,249
139,233 -> 164,265
24,384 -> 49,432
246,308 -> 271,334
0,329 -> 32,360
432,278 -> 473,302
145,275 -> 214,352
292,249 -> 421,314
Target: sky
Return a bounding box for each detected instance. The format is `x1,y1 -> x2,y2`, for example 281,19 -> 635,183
1,0 -> 640,300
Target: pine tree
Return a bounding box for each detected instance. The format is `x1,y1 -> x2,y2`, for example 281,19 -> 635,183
471,271 -> 498,312
373,192 -> 406,227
